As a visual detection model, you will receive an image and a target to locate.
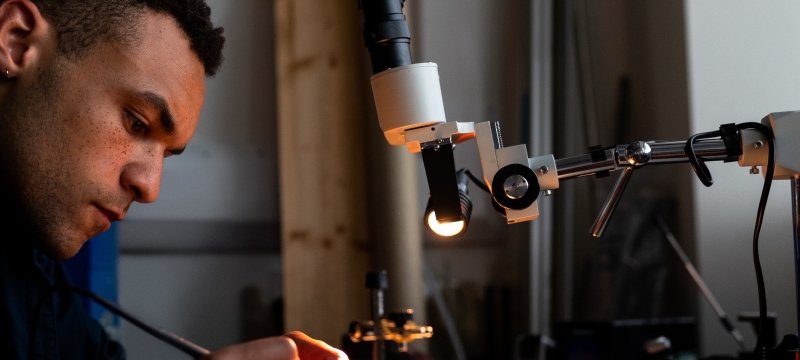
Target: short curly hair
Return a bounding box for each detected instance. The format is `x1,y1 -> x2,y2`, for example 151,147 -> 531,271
30,0 -> 225,76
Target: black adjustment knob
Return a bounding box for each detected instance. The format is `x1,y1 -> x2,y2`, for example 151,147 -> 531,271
366,270 -> 388,290
387,309 -> 414,327
348,321 -> 363,338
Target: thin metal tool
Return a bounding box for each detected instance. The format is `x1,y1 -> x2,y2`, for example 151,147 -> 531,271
58,286 -> 210,359
655,216 -> 747,351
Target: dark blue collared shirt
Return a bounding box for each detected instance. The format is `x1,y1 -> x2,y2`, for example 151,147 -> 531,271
0,242 -> 125,359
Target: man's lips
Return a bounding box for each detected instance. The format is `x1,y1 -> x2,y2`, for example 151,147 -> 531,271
95,205 -> 124,222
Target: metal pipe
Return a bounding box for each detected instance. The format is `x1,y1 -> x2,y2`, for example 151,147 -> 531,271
589,167 -> 634,238
556,139 -> 728,180
554,149 -> 615,180
648,140 -> 729,164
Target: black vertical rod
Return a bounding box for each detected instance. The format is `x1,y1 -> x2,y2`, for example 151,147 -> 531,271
792,175 -> 800,336
367,271 -> 388,360
359,0 -> 413,74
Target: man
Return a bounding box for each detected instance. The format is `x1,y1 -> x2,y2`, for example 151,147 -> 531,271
0,0 -> 346,358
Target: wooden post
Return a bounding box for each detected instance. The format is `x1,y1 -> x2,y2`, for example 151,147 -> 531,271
275,0 -> 371,345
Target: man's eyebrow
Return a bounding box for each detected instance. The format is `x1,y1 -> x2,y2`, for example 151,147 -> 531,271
139,91 -> 185,155
140,91 -> 175,134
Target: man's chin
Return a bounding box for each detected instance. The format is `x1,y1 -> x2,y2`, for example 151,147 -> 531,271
36,237 -> 88,260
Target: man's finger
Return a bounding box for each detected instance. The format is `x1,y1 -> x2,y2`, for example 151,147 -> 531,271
284,331 -> 348,360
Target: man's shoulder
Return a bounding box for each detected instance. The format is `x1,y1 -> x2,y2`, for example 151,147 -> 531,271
0,244 -> 126,359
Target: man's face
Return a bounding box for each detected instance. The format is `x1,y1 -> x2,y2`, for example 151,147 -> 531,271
2,10 -> 206,259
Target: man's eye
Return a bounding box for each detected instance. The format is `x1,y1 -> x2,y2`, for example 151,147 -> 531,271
126,111 -> 149,135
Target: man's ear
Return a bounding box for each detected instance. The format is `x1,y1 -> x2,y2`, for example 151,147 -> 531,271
0,0 -> 51,78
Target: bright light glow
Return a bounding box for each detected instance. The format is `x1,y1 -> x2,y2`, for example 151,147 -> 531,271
426,211 -> 465,237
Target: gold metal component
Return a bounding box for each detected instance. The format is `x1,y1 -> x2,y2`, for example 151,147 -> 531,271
348,318 -> 434,352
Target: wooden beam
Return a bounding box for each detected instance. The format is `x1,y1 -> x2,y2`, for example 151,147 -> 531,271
275,0 -> 371,345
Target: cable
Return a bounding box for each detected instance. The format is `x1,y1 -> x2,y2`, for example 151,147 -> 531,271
684,122 -> 774,357
734,122 -> 775,357
54,286 -> 211,359
463,168 -> 490,193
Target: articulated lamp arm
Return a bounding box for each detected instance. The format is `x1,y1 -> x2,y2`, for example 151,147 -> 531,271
394,112 -> 800,239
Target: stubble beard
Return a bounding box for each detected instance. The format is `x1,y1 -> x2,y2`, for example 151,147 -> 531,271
0,57 -> 88,260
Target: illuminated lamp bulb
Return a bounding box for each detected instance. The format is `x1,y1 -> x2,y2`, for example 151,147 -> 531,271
425,211 -> 466,238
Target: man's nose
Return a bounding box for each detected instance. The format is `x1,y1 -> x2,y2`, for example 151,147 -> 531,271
121,153 -> 163,203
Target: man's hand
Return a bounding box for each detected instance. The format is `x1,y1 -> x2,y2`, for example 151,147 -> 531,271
203,331 -> 348,360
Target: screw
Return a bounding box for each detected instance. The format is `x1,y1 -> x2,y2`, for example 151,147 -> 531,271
544,189 -> 553,197
750,166 -> 760,175
753,140 -> 764,149
537,166 -> 549,175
